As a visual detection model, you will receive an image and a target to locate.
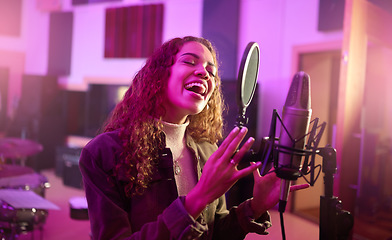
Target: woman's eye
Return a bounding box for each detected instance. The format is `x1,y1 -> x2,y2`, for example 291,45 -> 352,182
208,71 -> 216,77
183,60 -> 195,65
207,68 -> 216,77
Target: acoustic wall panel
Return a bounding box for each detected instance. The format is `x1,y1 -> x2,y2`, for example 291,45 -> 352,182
0,0 -> 22,36
104,4 -> 164,58
202,0 -> 240,80
47,12 -> 73,75
318,0 -> 345,31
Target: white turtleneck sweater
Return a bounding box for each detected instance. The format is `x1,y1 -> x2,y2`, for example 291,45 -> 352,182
162,121 -> 198,196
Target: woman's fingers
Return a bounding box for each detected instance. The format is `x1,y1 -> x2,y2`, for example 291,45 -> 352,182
212,127 -> 248,162
222,128 -> 248,160
230,136 -> 255,166
230,137 -> 260,178
236,161 -> 262,179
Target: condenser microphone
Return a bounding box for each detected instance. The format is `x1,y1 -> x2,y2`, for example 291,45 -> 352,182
276,71 -> 312,213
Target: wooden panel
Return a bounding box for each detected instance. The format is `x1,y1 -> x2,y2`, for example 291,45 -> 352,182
125,6 -> 142,57
104,4 -> 164,58
335,0 -> 368,213
104,7 -> 116,58
336,0 -> 392,214
142,4 -> 163,57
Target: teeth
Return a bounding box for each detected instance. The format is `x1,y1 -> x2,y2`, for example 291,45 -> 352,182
185,82 -> 204,89
185,82 -> 206,95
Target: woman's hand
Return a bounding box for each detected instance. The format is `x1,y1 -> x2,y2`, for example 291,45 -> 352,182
185,127 -> 260,219
250,165 -> 310,219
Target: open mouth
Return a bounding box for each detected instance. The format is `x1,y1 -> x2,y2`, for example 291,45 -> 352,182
184,82 -> 207,96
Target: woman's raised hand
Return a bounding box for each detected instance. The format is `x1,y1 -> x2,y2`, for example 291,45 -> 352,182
185,127 -> 261,218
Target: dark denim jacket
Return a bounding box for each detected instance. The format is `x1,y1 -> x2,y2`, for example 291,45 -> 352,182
79,130 -> 271,240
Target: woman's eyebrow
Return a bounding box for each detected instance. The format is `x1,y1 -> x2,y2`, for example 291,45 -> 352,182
181,52 -> 216,68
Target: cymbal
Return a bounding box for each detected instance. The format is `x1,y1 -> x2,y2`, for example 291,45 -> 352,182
0,138 -> 43,159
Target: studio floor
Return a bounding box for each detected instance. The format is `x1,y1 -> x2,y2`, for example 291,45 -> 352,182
4,168 -> 392,240
11,169 -> 319,240
16,169 -> 91,240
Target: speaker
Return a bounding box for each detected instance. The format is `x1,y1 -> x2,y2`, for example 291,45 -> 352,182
56,146 -> 83,189
9,75 -> 66,170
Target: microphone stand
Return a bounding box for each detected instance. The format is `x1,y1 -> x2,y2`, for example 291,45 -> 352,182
248,109 -> 354,239
260,110 -> 354,239
318,146 -> 354,240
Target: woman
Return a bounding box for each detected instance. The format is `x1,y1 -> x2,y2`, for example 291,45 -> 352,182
79,36 -> 305,239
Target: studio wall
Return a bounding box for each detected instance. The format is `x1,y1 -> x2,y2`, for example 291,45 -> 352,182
0,0 -> 345,169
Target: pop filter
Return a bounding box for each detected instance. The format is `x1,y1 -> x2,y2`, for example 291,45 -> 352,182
236,42 -> 260,127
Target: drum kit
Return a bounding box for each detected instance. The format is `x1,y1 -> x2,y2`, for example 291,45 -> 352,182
0,137 -> 57,240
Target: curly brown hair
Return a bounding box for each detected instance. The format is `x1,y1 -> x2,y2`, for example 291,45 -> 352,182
104,36 -> 224,197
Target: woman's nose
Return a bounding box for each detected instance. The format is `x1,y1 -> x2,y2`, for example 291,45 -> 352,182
195,67 -> 209,79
